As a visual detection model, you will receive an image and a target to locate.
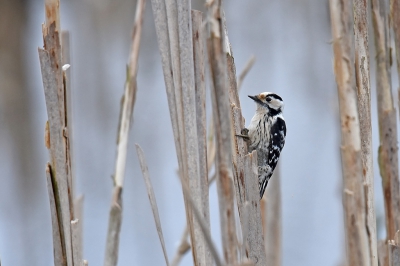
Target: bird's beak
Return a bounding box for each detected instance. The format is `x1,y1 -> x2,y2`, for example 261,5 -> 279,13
248,95 -> 262,104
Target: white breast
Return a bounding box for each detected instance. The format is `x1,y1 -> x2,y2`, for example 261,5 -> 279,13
247,110 -> 271,152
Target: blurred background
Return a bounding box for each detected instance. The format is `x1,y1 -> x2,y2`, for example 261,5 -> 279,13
0,0 -> 392,265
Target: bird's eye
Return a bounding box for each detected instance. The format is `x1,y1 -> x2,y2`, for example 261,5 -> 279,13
266,97 -> 271,102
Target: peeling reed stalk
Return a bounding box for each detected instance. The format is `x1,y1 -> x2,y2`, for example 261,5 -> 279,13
207,1 -> 238,263
104,0 -> 146,265
39,0 -> 78,264
329,0 -> 371,264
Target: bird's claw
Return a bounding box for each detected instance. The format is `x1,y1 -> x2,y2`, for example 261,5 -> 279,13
236,128 -> 250,140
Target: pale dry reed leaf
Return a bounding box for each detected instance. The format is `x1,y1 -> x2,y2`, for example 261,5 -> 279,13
135,144 -> 170,266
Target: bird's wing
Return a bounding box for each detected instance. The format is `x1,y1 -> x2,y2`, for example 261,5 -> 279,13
259,117 -> 286,199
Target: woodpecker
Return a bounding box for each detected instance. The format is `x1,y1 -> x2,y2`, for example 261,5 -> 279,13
238,92 -> 286,199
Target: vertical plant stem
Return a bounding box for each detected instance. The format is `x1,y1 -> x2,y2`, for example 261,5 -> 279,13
371,0 -> 400,244
353,0 -> 378,264
329,0 -> 371,264
263,164 -> 281,266
225,14 -> 266,265
104,0 -> 146,265
207,1 -> 238,263
71,219 -> 82,266
150,0 -> 182,170
39,1 -> 75,263
242,151 -> 267,265
192,9 -> 212,266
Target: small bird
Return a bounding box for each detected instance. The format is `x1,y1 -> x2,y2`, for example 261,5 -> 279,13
238,92 -> 286,199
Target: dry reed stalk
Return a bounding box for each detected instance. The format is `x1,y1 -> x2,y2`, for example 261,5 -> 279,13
223,15 -> 266,265
192,9 -> 212,266
150,0 -> 189,262
135,144 -> 170,265
329,0 -> 371,264
165,0 -> 186,185
241,151 -> 267,265
104,0 -> 146,265
371,0 -> 400,246
353,0 -> 378,264
61,31 -> 75,211
152,0 -> 212,263
150,0 -> 181,165
207,1 -> 238,264
262,164 -> 281,266
179,168 -> 223,266
176,2 -> 211,264
61,31 -> 86,266
39,0 -> 77,264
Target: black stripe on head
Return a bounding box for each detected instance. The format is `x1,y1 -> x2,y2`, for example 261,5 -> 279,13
268,93 -> 283,101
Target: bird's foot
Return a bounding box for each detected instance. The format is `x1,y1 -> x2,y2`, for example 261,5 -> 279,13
235,128 -> 250,140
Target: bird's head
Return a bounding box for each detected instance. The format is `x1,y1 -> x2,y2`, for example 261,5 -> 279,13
248,92 -> 284,115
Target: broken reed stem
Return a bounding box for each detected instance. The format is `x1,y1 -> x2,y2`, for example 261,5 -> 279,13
353,0 -> 378,264
71,219 -> 82,266
223,14 -> 266,264
113,0 -> 146,189
371,0 -> 400,244
104,0 -> 146,265
263,164 -> 281,266
135,144 -> 170,266
207,1 -> 238,264
237,55 -> 256,91
39,0 -> 80,264
329,0 -> 371,265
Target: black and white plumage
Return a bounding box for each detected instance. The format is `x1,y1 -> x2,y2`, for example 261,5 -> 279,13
244,92 -> 286,199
